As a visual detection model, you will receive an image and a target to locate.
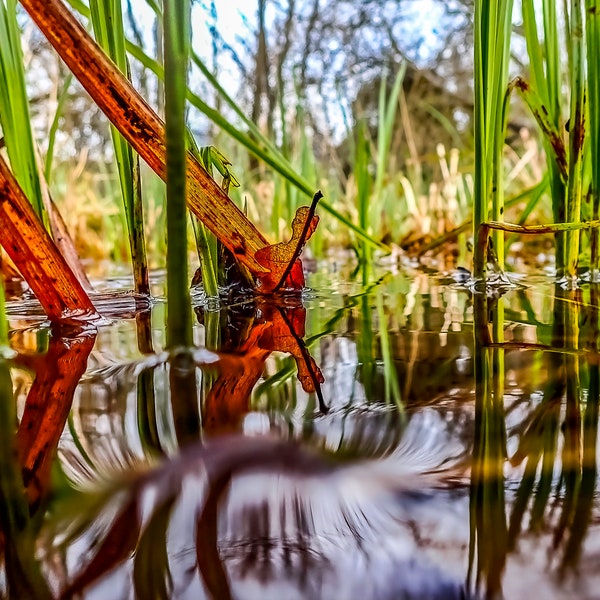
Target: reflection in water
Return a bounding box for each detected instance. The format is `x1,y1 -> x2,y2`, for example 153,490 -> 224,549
48,432 -> 471,599
2,270 -> 600,598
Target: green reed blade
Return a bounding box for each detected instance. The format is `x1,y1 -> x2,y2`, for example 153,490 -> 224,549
192,146 -> 227,298
191,217 -> 218,297
565,0 -> 586,277
89,0 -> 149,294
374,65 -> 406,199
0,0 -> 46,224
355,120 -> 372,282
473,0 -> 515,277
365,66 -> 406,249
276,84 -> 292,230
522,0 -> 567,271
164,0 -> 192,348
587,0 -> 600,271
523,0 -> 548,106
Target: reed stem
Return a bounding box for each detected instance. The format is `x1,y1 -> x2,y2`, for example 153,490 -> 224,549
565,0 -> 586,278
89,0 -> 149,295
587,0 -> 600,273
164,0 -> 192,348
473,0 -> 514,278
0,0 -> 47,225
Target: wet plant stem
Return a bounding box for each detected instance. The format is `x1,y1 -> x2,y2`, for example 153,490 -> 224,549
0,156 -> 97,321
164,0 -> 192,348
355,120 -> 372,283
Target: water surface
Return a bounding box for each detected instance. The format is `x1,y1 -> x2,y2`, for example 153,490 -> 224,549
2,263 -> 598,599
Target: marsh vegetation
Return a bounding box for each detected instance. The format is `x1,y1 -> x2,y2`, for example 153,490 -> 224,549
0,1 -> 600,599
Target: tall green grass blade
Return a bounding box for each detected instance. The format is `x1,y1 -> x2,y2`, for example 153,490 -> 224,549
544,0 -> 567,270
275,89 -> 292,233
587,0 -> 600,273
192,145 -> 236,298
565,0 -> 586,277
164,0 -> 192,348
89,0 -> 149,294
492,4 -> 514,269
366,66 -> 406,246
191,218 -> 218,297
0,0 -> 46,224
473,0 -> 515,277
522,0 -> 567,271
374,66 -> 405,198
522,0 -> 549,107
544,0 -> 562,118
355,120 -> 372,282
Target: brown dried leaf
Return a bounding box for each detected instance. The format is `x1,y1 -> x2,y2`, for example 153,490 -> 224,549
254,204 -> 320,293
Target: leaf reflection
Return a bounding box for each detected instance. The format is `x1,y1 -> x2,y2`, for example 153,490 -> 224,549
0,327 -> 95,599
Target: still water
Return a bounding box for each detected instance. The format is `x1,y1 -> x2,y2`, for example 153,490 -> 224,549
3,262 -> 600,599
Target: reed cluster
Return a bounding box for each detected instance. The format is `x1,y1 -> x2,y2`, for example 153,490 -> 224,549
474,0 -> 600,283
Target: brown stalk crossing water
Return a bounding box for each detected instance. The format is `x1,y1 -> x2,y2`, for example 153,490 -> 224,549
2,263 -> 599,599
